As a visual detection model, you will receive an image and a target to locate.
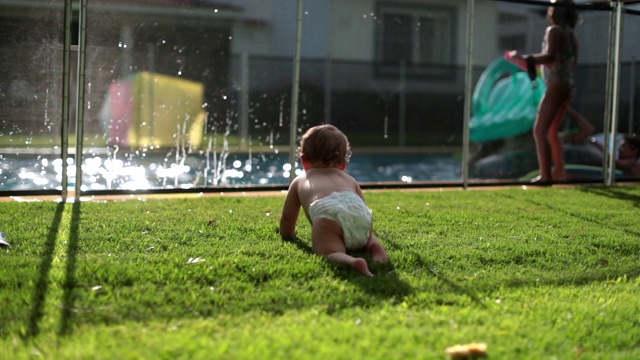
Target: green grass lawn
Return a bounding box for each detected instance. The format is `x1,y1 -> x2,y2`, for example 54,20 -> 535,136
1,185 -> 639,359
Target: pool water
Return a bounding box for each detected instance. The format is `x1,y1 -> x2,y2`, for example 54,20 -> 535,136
0,151 -> 462,192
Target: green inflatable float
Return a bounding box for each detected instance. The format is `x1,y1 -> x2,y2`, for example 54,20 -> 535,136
470,57 -> 546,143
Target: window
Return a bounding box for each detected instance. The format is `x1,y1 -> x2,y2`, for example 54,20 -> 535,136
498,11 -> 529,53
375,2 -> 457,78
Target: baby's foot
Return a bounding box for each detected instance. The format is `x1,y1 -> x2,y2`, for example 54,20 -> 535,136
353,258 -> 374,277
368,242 -> 390,263
372,253 -> 390,263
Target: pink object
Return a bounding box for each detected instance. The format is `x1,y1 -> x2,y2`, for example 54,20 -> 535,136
504,50 -> 528,70
504,50 -> 541,71
107,79 -> 134,146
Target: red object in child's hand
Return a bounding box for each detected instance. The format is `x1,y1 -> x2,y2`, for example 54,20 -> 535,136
505,50 -> 538,82
504,50 -> 527,70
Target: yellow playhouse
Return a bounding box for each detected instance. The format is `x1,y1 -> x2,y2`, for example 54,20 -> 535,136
102,72 -> 206,148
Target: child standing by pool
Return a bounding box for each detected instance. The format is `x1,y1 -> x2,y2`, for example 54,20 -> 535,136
509,0 -> 580,183
279,124 -> 390,277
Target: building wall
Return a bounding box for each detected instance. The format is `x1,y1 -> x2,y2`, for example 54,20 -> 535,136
230,0 -> 499,65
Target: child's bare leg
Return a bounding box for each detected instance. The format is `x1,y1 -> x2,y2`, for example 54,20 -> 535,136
312,219 -> 374,276
366,235 -> 390,263
327,252 -> 373,277
533,97 -> 554,182
549,99 -> 571,181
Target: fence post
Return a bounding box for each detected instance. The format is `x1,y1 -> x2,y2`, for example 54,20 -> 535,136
629,57 -> 635,134
61,0 -> 73,200
74,0 -> 88,200
603,0 -> 624,186
288,0 -> 304,183
462,0 -> 475,189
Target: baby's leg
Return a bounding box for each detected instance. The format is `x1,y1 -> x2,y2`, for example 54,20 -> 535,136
365,234 -> 390,263
327,253 -> 373,277
312,219 -> 373,277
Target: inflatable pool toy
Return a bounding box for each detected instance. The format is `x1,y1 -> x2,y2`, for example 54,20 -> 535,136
470,57 -> 546,143
470,140 -> 604,179
469,133 -> 634,180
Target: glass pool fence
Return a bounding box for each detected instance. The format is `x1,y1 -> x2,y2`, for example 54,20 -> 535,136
1,0 -> 639,199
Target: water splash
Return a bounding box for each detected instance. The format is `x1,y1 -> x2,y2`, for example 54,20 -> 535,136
205,110 -> 233,186
278,96 -> 285,127
204,136 -> 213,186
383,103 -> 389,139
43,88 -> 49,127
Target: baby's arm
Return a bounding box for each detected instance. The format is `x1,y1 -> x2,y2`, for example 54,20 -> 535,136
279,184 -> 301,239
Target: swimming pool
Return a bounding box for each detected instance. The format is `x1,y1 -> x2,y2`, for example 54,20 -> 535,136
0,149 -> 463,192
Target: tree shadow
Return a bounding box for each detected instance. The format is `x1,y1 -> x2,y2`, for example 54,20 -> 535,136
24,202 -> 65,339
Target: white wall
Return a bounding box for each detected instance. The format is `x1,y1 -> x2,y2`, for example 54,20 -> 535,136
472,0 -> 500,65
228,0 -> 500,66
327,0 -> 500,66
229,0 -> 330,58
327,0 -> 374,61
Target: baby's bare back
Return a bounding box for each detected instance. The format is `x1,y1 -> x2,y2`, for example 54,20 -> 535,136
296,168 -> 361,213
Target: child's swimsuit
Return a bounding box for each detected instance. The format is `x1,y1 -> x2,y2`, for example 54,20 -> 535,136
541,28 -> 576,95
308,191 -> 372,249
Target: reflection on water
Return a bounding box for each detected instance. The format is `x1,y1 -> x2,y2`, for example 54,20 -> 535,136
0,150 -> 461,191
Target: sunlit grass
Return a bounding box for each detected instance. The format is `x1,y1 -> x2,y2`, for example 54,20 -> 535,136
1,185 -> 639,359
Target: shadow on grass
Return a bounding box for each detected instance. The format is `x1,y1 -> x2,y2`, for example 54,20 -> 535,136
24,202 -> 65,339
59,201 -> 81,336
24,201 -> 81,339
499,190 -> 640,238
281,235 -> 314,255
499,268 -> 640,289
409,251 -> 488,308
284,236 -> 486,307
283,235 -> 414,302
331,259 -> 414,302
578,185 -> 640,208
474,190 -> 640,291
